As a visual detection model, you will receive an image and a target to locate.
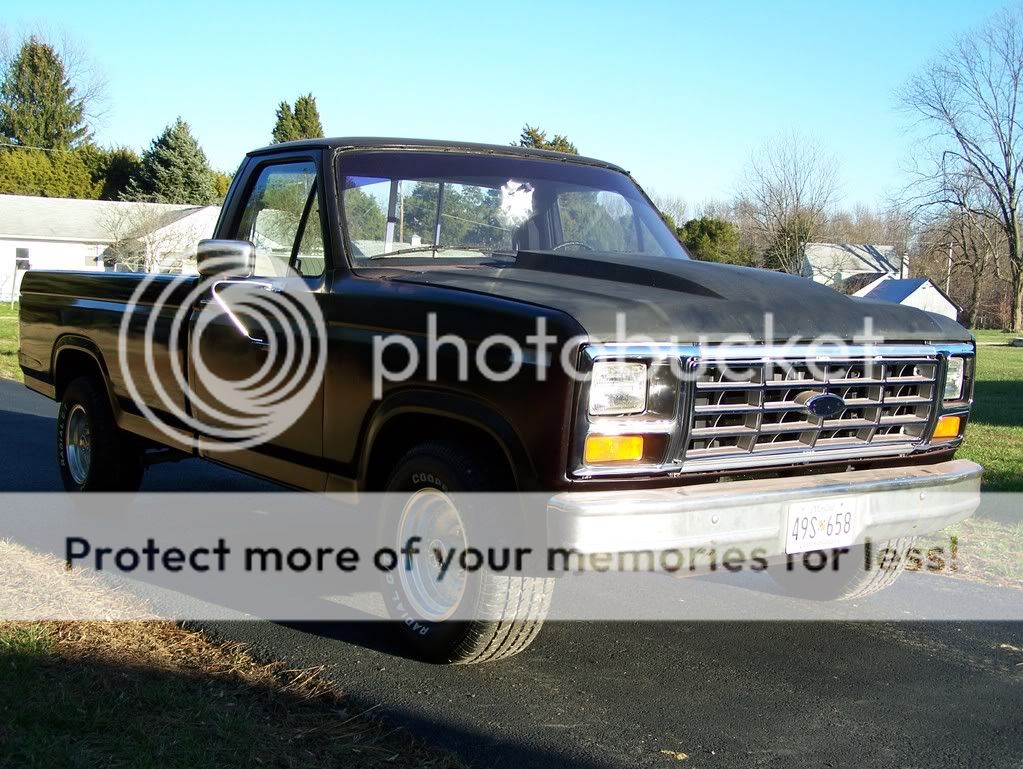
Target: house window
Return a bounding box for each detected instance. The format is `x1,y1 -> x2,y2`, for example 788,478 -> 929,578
15,248 -> 30,271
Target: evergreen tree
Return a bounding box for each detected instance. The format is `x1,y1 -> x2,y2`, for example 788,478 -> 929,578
271,94 -> 324,143
517,124 -> 577,154
678,217 -> 755,266
344,187 -> 387,241
0,148 -> 98,198
122,118 -> 217,205
0,37 -> 89,150
293,94 -> 324,138
78,144 -> 142,200
100,147 -> 143,201
213,171 -> 233,202
271,101 -> 300,143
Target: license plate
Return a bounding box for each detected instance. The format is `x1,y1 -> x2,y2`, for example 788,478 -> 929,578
785,497 -> 861,554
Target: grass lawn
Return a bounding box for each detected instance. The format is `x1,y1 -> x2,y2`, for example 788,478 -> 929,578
972,328 -> 1021,345
957,342 -> 1023,492
0,303 -> 19,383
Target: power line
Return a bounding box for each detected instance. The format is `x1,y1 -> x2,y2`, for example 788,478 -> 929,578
0,141 -> 75,153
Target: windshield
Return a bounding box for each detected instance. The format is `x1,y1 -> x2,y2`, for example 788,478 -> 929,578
337,151 -> 687,263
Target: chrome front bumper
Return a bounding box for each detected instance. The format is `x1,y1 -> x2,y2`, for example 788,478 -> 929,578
547,460 -> 982,556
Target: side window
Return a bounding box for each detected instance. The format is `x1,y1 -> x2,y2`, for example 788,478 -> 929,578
234,161 -> 324,277
15,247 -> 30,271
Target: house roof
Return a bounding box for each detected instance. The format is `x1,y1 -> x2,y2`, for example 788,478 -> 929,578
862,277 -> 961,313
803,243 -> 902,278
0,194 -> 210,243
863,277 -> 928,303
835,272 -> 889,295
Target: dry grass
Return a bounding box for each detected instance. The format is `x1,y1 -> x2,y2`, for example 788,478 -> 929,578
0,541 -> 463,769
0,539 -> 149,620
910,518 -> 1023,592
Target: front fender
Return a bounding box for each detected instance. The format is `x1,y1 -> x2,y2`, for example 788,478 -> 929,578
358,389 -> 538,490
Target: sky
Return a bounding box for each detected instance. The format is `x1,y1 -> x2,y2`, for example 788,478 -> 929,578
5,0 -> 1011,210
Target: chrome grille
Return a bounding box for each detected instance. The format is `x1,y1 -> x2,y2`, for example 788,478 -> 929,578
682,357 -> 938,464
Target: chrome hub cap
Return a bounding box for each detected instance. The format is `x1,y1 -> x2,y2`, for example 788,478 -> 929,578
65,404 -> 92,485
397,489 -> 467,622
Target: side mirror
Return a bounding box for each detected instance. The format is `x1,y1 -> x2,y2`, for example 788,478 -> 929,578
197,239 -> 255,278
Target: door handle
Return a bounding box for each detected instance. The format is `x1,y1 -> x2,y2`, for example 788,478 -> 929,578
210,280 -> 279,346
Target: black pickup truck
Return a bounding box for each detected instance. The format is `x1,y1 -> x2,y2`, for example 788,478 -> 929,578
19,138 -> 981,663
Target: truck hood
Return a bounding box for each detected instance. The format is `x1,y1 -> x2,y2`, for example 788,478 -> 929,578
385,252 -> 971,344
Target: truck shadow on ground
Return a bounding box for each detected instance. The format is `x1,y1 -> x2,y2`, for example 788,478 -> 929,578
971,378 -> 1022,427
0,635 -> 617,769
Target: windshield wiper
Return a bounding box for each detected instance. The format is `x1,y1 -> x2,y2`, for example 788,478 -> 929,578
366,244 -> 508,260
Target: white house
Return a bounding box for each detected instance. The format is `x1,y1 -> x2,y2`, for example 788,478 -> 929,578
854,277 -> 960,321
0,195 -> 221,301
802,243 -> 907,288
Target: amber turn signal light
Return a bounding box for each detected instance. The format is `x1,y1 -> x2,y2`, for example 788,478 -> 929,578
932,415 -> 962,440
584,435 -> 644,464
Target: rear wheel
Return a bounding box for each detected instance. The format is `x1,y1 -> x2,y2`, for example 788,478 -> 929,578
57,376 -> 145,492
381,441 -> 553,664
768,538 -> 916,601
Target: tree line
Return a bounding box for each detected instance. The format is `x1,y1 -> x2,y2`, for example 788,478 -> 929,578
0,35 -> 326,206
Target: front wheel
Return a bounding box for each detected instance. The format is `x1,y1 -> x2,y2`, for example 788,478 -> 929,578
768,538 -> 916,601
57,376 -> 145,492
381,441 -> 553,664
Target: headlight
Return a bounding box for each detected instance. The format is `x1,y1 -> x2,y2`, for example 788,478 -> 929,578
589,361 -> 647,415
943,356 -> 965,401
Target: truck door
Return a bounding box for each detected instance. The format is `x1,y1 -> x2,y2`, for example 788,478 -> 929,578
189,158 -> 329,490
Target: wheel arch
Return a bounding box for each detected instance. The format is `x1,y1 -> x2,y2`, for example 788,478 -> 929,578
52,336 -> 115,408
359,391 -> 536,491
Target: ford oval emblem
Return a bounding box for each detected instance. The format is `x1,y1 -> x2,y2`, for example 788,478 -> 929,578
803,392 -> 846,418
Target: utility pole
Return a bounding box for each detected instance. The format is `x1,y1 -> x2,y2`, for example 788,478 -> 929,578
398,180 -> 404,243
945,241 -> 953,294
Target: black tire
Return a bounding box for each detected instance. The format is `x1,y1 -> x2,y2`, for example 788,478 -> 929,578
768,537 -> 916,601
57,376 -> 145,492
381,441 -> 553,664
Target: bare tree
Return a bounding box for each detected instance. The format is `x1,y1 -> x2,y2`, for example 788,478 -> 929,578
823,202 -> 914,254
690,198 -> 735,221
737,132 -> 839,273
919,174 -> 1010,326
101,203 -> 201,273
900,5 -> 1023,331
649,192 -> 688,229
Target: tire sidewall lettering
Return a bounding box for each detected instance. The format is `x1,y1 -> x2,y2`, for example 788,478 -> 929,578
410,472 -> 449,493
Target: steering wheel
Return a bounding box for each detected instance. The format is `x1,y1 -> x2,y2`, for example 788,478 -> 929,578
551,240 -> 595,252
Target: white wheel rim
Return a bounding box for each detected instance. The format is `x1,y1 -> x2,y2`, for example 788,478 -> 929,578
65,404 -> 92,486
397,489 -> 468,622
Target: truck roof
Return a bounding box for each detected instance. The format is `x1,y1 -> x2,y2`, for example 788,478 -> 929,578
247,136 -> 627,174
